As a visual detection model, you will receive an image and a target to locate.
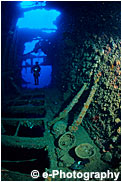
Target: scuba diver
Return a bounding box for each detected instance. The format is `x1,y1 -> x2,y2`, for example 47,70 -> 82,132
24,40 -> 42,55
32,62 -> 41,85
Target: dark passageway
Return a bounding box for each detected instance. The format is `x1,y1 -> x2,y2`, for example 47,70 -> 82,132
1,1 -> 121,181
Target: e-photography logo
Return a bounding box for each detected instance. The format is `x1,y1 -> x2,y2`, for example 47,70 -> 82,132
31,169 -> 120,181
31,170 -> 40,179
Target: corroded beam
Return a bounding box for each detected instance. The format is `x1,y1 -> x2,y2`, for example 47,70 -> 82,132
2,135 -> 47,149
48,83 -> 88,126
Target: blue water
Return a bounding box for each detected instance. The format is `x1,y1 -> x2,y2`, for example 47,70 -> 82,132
16,8 -> 61,32
20,1 -> 46,9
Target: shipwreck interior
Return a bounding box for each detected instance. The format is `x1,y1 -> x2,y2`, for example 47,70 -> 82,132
1,1 -> 121,181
